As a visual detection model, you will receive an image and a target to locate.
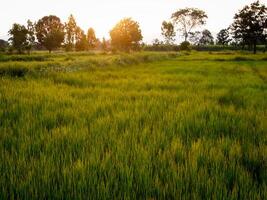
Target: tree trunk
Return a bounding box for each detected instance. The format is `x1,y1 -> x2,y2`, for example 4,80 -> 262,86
184,33 -> 188,42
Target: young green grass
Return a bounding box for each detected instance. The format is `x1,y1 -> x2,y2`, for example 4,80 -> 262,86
0,51 -> 266,199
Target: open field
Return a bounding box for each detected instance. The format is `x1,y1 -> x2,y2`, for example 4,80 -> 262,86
0,51 -> 267,199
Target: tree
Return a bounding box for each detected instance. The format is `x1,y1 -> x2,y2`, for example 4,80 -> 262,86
161,21 -> 176,44
216,29 -> 231,45
199,29 -> 214,45
25,20 -> 35,53
189,31 -> 202,45
101,37 -> 108,51
35,15 -> 65,53
65,14 -> 77,51
152,38 -> 163,46
231,1 -> 267,54
87,28 -> 97,50
75,26 -> 88,51
8,23 -> 28,53
171,8 -> 207,42
110,18 -> 143,51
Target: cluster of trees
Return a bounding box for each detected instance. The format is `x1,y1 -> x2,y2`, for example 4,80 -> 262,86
160,1 -> 267,53
3,1 -> 267,54
7,15 -> 143,53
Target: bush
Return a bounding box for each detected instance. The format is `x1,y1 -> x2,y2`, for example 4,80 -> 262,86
180,41 -> 191,51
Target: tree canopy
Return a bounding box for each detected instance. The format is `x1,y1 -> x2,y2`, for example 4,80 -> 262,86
8,23 -> 31,54
65,14 -> 78,51
35,15 -> 65,53
231,0 -> 267,53
216,29 -> 231,45
110,18 -> 143,51
171,8 -> 207,42
161,21 -> 176,44
87,28 -> 97,50
199,29 -> 214,45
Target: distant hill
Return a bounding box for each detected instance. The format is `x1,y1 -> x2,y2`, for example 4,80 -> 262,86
0,39 -> 8,50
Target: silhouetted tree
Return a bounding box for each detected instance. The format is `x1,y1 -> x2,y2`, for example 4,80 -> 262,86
171,8 -> 207,42
161,21 -> 176,44
110,18 -> 143,51
8,23 -> 28,53
25,20 -> 35,54
216,28 -> 231,45
199,29 -> 214,45
87,28 -> 97,50
35,15 -> 65,53
231,1 -> 267,54
75,27 -> 88,51
65,14 -> 77,51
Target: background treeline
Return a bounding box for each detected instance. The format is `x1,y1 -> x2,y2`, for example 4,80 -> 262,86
158,1 -> 267,54
0,0 -> 266,54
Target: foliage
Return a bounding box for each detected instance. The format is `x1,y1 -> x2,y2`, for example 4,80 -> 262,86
8,23 -> 29,53
189,31 -> 202,45
25,20 -> 36,54
180,41 -> 191,50
217,28 -> 231,45
35,15 -> 65,52
101,37 -> 108,51
161,21 -> 176,44
110,18 -> 143,51
65,14 -> 78,51
230,0 -> 267,54
198,29 -> 214,45
171,8 -> 207,41
75,27 -> 88,51
87,28 -> 97,50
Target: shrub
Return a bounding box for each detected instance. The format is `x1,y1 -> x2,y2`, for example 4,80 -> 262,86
180,41 -> 191,51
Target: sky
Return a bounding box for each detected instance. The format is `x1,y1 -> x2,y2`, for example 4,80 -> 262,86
1,0 -> 266,43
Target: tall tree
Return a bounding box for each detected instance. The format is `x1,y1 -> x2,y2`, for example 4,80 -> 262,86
75,26 -> 88,51
87,28 -> 97,50
65,14 -> 77,51
216,28 -> 231,45
35,15 -> 65,53
231,1 -> 267,54
171,8 -> 207,42
25,20 -> 35,53
101,37 -> 108,52
161,21 -> 176,44
199,29 -> 214,45
8,23 -> 28,54
110,18 -> 143,51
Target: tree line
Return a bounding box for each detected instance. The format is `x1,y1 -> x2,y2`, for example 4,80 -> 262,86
6,15 -> 142,54
2,0 -> 267,54
160,0 -> 266,53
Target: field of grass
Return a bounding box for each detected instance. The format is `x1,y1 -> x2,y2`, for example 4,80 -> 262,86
0,51 -> 267,199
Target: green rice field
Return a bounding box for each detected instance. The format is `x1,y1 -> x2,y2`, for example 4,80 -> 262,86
0,51 -> 267,199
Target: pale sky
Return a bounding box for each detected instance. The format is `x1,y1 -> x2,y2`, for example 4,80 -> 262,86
1,0 -> 266,43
